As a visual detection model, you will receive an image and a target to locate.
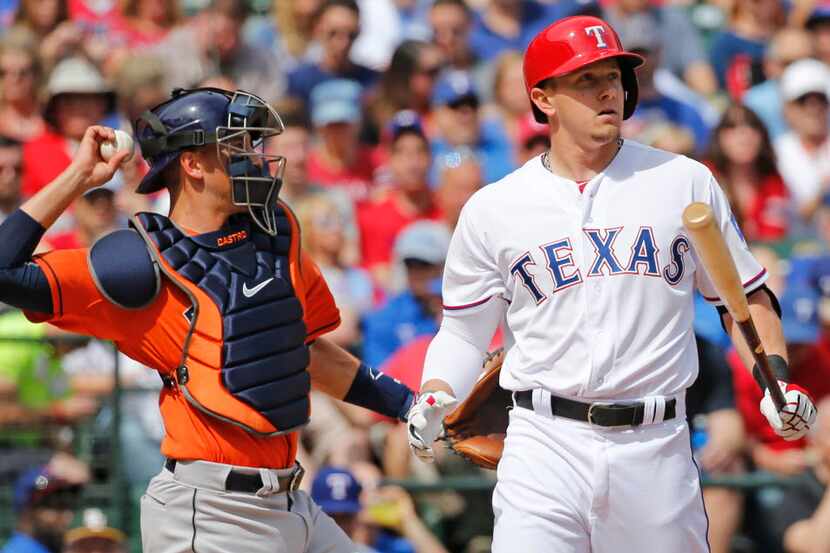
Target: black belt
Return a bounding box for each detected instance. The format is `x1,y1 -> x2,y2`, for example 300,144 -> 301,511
164,459 -> 304,494
514,391 -> 676,427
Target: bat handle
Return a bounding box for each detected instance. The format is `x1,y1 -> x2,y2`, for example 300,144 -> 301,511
759,357 -> 787,412
737,321 -> 787,411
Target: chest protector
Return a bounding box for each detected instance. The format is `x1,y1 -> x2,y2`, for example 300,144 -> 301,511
131,207 -> 310,435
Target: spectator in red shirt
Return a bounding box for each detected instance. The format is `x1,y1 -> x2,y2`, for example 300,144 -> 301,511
116,0 -> 181,47
21,56 -> 113,199
357,111 -> 441,286
307,78 -> 377,204
705,104 -> 791,242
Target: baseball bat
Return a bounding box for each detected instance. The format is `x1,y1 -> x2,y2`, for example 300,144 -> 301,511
682,202 -> 786,411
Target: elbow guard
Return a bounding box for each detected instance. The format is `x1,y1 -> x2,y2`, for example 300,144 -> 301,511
343,363 -> 415,422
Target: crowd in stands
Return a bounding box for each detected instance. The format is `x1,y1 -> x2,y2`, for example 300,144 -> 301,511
4,0 -> 830,551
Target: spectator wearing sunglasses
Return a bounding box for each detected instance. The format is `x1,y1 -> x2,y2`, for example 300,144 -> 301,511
369,40 -> 443,138
429,0 -> 476,72
287,0 -> 378,109
744,28 -> 814,141
774,59 -> 830,224
0,31 -> 44,143
430,70 -> 513,185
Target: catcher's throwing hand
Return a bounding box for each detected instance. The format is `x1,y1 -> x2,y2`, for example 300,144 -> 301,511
760,381 -> 817,441
71,126 -> 132,192
407,391 -> 458,463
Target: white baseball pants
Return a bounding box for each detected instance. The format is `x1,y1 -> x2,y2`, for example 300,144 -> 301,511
491,401 -> 710,553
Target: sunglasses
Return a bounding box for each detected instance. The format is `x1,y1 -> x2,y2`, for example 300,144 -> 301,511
795,92 -> 829,106
448,97 -> 479,110
418,65 -> 442,78
403,258 -> 438,270
0,66 -> 33,78
433,25 -> 466,38
326,28 -> 359,41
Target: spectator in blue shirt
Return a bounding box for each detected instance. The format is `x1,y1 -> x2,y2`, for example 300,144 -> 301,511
469,0 -> 598,63
1,457 -> 89,553
287,0 -> 378,108
361,221 -> 450,368
708,0 -> 782,96
430,70 -> 514,184
617,14 -> 711,154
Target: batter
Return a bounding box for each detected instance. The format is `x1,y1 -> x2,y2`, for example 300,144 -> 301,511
406,16 -> 817,552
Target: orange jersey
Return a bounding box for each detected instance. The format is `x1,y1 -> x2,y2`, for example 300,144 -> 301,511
26,219 -> 339,469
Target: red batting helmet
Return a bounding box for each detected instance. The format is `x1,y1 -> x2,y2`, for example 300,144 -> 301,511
523,16 -> 645,123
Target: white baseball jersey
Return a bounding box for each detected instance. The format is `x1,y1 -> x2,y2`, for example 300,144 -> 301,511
442,140 -> 766,400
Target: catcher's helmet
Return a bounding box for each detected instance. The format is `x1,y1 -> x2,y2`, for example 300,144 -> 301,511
134,87 -> 286,235
523,16 -> 644,123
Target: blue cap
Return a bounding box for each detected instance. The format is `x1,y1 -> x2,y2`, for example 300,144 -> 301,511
807,2 -> 830,27
394,220 -> 451,265
780,284 -> 820,344
432,70 -> 479,107
311,79 -> 362,127
13,465 -> 80,512
311,467 -> 362,514
388,110 -> 425,141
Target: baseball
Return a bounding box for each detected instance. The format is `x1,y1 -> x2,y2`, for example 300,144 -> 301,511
99,129 -> 135,163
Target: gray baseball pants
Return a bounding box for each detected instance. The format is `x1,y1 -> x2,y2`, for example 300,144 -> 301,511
140,460 -> 358,553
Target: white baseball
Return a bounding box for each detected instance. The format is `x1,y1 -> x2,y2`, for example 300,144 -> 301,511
99,129 -> 135,163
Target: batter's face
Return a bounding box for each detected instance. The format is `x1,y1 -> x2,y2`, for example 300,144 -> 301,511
533,58 -> 625,147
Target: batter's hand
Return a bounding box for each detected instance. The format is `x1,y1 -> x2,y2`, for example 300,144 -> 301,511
407,391 -> 458,463
760,381 -> 816,441
71,126 -> 131,192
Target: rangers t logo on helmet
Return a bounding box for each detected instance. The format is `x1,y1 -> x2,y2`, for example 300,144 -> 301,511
584,25 -> 608,48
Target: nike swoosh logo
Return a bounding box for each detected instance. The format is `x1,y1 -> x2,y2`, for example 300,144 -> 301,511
242,277 -> 274,298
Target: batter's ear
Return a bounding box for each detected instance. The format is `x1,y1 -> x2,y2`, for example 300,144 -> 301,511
530,86 -> 556,122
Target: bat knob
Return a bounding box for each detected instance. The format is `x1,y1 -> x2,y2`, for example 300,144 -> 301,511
683,202 -> 713,230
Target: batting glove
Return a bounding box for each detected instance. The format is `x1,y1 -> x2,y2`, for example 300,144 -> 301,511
407,391 -> 458,463
760,381 -> 817,441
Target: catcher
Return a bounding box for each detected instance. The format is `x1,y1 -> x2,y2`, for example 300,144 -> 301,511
0,88 -> 415,553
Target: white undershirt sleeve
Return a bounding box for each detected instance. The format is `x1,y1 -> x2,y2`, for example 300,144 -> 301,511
421,296 -> 507,402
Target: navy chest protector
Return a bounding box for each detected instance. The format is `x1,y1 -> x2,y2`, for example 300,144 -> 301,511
132,209 -> 310,435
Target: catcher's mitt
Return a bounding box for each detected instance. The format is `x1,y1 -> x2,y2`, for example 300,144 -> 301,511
441,349 -> 511,470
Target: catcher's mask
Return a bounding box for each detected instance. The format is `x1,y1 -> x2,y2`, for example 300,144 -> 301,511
135,87 -> 287,236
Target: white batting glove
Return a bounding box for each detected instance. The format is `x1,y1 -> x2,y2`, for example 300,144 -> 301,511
407,391 -> 458,463
760,381 -> 817,441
